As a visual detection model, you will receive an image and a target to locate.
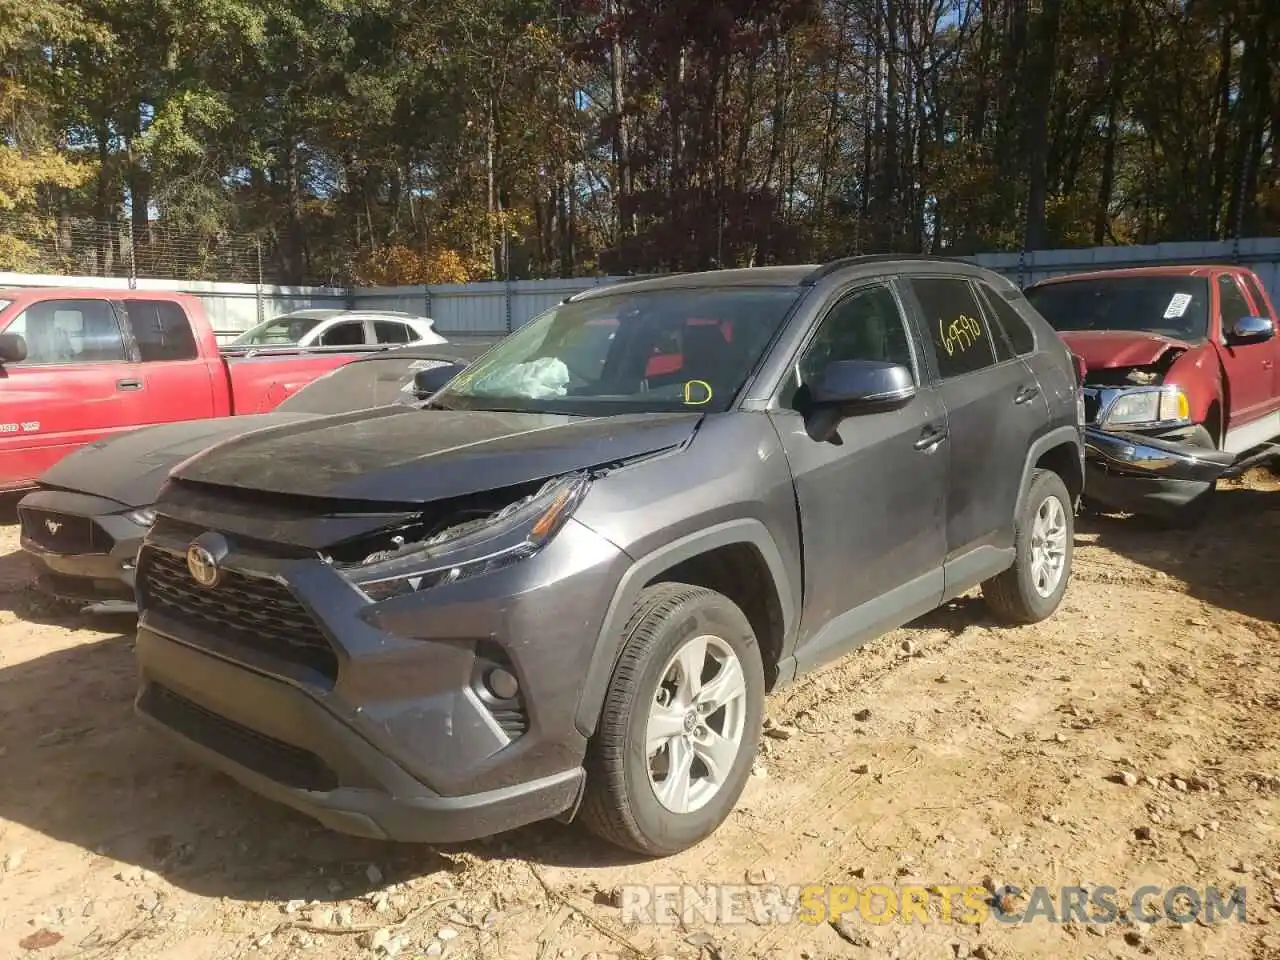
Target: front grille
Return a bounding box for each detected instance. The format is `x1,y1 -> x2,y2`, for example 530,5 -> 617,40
19,508 -> 108,554
491,707 -> 529,738
138,548 -> 339,684
141,684 -> 339,792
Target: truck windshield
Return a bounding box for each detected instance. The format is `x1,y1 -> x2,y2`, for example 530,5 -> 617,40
432,287 -> 802,415
233,312 -> 337,345
1025,276 -> 1211,340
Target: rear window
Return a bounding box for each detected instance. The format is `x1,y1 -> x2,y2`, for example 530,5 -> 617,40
1026,276 -> 1210,340
127,300 -> 199,361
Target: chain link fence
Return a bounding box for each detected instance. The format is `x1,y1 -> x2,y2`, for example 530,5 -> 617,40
0,212 -> 293,286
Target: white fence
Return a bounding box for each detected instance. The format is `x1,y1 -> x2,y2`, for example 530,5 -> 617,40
4,237 -> 1278,340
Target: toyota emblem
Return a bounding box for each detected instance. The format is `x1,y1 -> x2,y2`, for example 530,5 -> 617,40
186,543 -> 221,588
45,518 -> 62,535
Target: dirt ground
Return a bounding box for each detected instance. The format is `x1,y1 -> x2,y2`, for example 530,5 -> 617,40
1,472 -> 1279,960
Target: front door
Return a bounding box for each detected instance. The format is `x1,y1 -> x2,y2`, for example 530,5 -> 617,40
0,297 -> 139,489
768,280 -> 948,674
900,276 -> 1050,594
1216,272 -> 1280,451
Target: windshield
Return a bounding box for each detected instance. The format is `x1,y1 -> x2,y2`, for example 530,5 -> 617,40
434,287 -> 802,415
276,355 -> 463,414
232,313 -> 333,345
1026,276 -> 1210,340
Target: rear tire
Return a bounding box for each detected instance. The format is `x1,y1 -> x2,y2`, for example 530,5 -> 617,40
579,583 -> 765,857
983,469 -> 1074,625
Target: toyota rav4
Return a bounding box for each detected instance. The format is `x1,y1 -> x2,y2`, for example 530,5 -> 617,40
132,256 -> 1084,857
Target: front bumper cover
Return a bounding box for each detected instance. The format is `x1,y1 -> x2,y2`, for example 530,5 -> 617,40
18,489 -> 145,612
1082,426 -> 1267,519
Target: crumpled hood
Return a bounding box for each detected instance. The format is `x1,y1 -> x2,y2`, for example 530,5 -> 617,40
170,405 -> 704,504
1057,330 -> 1191,370
40,413 -> 315,507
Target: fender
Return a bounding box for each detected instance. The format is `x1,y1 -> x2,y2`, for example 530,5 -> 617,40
1015,425 -> 1084,517
573,518 -> 797,738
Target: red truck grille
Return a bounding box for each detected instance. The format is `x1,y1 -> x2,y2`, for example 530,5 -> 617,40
137,548 -> 338,684
18,508 -> 111,555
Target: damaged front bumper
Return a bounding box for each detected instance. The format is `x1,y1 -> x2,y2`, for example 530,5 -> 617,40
1082,427 -> 1272,519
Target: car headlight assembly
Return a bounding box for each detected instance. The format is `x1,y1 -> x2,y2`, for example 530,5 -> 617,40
1103,386 -> 1189,427
346,473 -> 591,601
125,508 -> 157,527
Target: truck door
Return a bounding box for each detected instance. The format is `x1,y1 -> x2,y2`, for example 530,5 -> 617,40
0,297 -> 137,490
1214,273 -> 1278,452
117,298 -> 218,426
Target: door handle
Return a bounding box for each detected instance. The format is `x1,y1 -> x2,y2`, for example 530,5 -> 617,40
115,378 -> 143,391
1014,384 -> 1040,405
914,425 -> 948,452
1264,359 -> 1275,369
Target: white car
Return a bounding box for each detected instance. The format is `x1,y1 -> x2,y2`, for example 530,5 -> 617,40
230,309 -> 447,348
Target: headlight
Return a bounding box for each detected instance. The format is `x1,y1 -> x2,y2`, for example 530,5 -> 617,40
125,508 -> 156,527
347,473 -> 591,601
1103,386 -> 1189,427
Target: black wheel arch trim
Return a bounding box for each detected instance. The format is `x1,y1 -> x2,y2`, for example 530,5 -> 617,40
573,519 -> 797,738
1016,425 -> 1084,517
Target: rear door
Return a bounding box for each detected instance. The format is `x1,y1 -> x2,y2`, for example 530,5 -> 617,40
0,297 -> 137,489
901,275 -> 1050,592
117,297 -> 219,426
1214,272 -> 1276,448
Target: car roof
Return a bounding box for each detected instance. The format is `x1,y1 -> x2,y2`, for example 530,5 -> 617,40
567,255 -> 990,301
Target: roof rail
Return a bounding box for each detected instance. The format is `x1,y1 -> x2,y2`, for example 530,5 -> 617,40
800,253 -> 979,286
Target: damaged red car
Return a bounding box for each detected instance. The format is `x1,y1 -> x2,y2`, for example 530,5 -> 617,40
1025,265 -> 1280,523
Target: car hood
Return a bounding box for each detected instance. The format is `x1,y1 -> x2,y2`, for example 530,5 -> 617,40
170,405 -> 704,504
40,413 -> 315,507
1057,330 -> 1192,370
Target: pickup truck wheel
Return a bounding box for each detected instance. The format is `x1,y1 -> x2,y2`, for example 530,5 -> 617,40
982,469 -> 1073,625
579,583 -> 765,857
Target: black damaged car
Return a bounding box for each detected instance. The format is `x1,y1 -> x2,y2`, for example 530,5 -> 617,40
18,344 -> 488,613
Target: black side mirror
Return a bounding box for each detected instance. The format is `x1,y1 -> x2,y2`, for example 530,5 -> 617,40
1225,316 -> 1275,346
412,361 -> 465,398
0,332 -> 27,364
805,359 -> 916,443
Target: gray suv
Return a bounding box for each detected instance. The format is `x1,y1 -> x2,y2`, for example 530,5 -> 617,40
132,257 -> 1083,857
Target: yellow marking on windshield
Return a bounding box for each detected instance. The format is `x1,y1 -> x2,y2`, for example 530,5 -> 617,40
683,380 -> 713,405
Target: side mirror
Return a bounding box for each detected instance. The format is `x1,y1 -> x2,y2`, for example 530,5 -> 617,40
0,332 -> 27,364
805,359 -> 916,443
412,361 -> 464,398
1226,316 -> 1275,345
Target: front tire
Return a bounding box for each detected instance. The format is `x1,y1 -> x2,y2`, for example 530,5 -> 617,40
579,583 -> 765,857
982,469 -> 1074,624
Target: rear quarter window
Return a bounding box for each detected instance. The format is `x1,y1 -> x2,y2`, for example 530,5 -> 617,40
979,283 -> 1037,356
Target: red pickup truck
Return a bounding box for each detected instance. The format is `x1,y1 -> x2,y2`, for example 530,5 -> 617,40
0,288 -> 380,491
1024,265 -> 1279,520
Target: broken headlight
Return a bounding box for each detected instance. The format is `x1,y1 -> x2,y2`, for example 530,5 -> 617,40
346,473 -> 591,602
1103,386 -> 1190,427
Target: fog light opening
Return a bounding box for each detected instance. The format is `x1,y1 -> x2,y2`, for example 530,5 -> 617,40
484,667 -> 520,701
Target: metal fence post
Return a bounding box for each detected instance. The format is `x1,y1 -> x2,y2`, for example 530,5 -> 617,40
126,218 -> 137,290
255,240 -> 265,325
504,279 -> 513,333
424,285 -> 432,320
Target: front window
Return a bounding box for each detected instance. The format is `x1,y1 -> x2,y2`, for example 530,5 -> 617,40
434,287 -> 802,415
232,313 -> 332,345
1025,276 -> 1210,340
